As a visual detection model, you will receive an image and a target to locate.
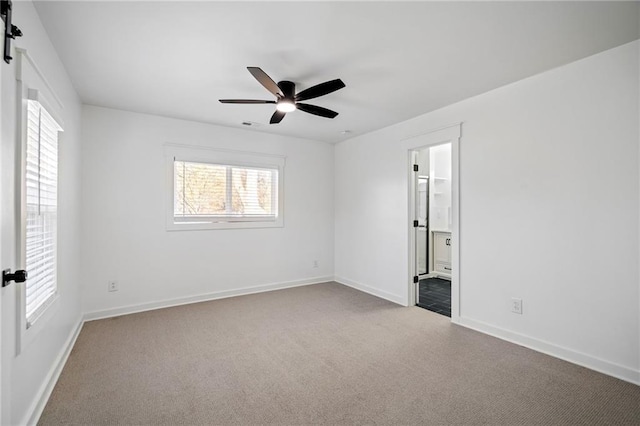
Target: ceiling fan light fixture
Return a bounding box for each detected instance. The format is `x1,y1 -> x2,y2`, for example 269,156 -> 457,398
220,67 -> 344,124
276,100 -> 296,113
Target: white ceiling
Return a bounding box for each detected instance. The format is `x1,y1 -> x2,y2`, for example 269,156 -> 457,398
33,1 -> 639,143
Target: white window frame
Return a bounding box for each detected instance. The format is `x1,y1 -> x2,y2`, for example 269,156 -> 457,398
15,48 -> 65,354
165,144 -> 285,231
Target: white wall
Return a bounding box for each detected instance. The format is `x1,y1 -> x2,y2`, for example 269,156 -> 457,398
335,41 -> 640,383
81,106 -> 334,317
0,1 -> 83,424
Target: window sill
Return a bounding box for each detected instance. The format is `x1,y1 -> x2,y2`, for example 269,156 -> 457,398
167,218 -> 284,231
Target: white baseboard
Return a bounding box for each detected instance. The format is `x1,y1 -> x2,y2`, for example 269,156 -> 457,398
84,276 -> 334,321
23,317 -> 84,426
453,316 -> 640,386
334,276 -> 406,306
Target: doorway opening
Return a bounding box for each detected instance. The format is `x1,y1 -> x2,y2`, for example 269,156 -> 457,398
413,143 -> 452,317
406,124 -> 460,321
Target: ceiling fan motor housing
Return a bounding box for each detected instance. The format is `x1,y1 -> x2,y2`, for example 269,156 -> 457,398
277,80 -> 296,101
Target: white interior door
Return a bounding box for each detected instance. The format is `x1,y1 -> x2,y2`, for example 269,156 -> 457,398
412,151 -> 420,304
417,177 -> 428,275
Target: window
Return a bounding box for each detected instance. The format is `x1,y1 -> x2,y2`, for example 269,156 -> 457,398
174,161 -> 278,221
166,145 -> 285,230
24,96 -> 62,326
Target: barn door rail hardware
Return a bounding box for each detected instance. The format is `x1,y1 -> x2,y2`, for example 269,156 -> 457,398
1,0 -> 23,64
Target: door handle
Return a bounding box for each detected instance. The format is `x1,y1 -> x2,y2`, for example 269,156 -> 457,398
2,269 -> 27,288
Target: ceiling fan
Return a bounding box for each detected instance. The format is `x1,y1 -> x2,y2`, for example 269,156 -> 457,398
219,67 -> 345,124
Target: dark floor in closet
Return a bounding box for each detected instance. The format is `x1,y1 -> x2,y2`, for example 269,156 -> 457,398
418,277 -> 451,317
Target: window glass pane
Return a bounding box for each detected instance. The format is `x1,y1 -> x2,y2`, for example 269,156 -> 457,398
231,167 -> 274,216
174,161 -> 227,217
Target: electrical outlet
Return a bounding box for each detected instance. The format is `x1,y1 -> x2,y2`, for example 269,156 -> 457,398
511,298 -> 523,314
313,260 -> 319,268
108,280 -> 118,292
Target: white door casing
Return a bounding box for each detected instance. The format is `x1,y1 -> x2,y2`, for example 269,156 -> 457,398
404,123 -> 461,320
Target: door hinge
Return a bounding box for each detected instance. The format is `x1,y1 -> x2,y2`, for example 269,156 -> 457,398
413,164 -> 419,172
413,220 -> 419,228
413,275 -> 419,283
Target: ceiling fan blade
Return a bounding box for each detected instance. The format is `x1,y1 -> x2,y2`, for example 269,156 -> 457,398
296,103 -> 339,119
219,99 -> 276,104
270,110 -> 286,124
247,67 -> 283,98
295,79 -> 345,102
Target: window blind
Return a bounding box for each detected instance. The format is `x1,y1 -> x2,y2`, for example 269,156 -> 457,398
174,160 -> 278,222
25,99 -> 61,325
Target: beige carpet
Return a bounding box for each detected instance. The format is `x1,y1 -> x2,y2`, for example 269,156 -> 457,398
40,282 -> 640,425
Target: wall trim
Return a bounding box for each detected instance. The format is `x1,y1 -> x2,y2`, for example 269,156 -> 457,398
334,276 -> 406,306
23,317 -> 84,426
454,316 -> 640,386
15,48 -> 64,114
403,123 -> 462,321
84,276 -> 333,321
164,142 -> 287,161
